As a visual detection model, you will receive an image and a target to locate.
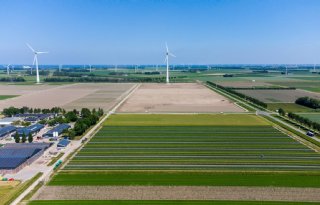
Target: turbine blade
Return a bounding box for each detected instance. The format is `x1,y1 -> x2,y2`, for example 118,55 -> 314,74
165,42 -> 169,52
26,43 -> 35,52
164,56 -> 168,63
32,56 -> 36,67
37,51 -> 49,54
169,52 -> 176,57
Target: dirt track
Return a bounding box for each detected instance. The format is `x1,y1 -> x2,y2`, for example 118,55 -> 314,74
34,186 -> 320,202
118,83 -> 244,113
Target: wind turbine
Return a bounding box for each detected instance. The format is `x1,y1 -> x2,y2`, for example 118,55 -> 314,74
6,64 -> 10,75
164,43 -> 176,84
26,43 -> 48,84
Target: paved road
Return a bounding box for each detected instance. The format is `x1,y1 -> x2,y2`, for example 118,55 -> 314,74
11,83 -> 140,205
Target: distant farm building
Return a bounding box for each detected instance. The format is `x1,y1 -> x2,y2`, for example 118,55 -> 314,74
43,123 -> 71,138
57,139 -> 70,148
14,113 -> 54,122
0,117 -> 21,126
16,124 -> 44,137
0,126 -> 16,139
0,143 -> 52,174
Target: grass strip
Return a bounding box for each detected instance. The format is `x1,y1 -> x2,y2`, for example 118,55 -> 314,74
47,153 -> 64,166
3,172 -> 42,205
49,171 -> 320,187
28,200 -> 320,205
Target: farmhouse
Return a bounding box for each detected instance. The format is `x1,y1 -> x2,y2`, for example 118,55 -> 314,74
43,123 -> 71,138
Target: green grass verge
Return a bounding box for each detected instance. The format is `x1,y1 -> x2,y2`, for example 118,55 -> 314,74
267,103 -> 315,112
27,200 -> 320,205
105,114 -> 269,126
49,171 -> 320,187
47,153 -> 64,166
1,172 -> 42,205
298,113 -> 320,124
0,95 -> 18,100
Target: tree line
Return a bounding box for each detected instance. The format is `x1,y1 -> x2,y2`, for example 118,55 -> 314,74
44,76 -> 178,83
207,81 -> 267,108
296,97 -> 320,109
3,106 -> 65,117
278,108 -> 320,132
0,77 -> 25,82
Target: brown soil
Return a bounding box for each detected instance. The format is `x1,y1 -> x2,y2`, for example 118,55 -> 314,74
34,186 -> 320,202
118,83 -> 244,113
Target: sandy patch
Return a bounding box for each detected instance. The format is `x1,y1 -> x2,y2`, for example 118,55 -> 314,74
118,83 -> 244,113
34,186 -> 320,202
0,83 -> 135,111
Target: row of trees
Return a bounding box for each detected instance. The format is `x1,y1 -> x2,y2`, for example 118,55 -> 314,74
44,76 -> 178,83
296,97 -> 320,109
207,81 -> 267,108
3,106 -> 65,117
278,108 -> 320,132
288,112 -> 320,132
230,87 -> 296,90
0,77 -> 25,82
53,71 -> 95,77
14,132 -> 33,143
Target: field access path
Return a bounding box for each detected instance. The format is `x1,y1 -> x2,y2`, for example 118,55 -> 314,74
12,84 -> 140,205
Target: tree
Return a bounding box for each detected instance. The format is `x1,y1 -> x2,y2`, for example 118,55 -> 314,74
278,108 -> 286,116
81,108 -> 91,118
14,132 -> 20,143
64,111 -> 78,122
21,133 -> 27,143
28,133 -> 33,143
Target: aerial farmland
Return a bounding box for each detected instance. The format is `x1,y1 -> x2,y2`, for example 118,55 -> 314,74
28,81 -> 320,203
1,1 -> 320,204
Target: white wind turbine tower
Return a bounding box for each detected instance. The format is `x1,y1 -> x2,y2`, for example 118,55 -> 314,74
26,43 -> 48,84
6,64 -> 10,75
164,43 -> 176,84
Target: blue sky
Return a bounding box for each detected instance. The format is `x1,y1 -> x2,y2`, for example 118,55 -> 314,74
0,0 -> 320,64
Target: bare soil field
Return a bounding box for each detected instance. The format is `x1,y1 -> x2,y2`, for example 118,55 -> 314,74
34,186 -> 320,202
0,83 -> 135,111
118,83 -> 244,113
216,81 -> 274,88
236,89 -> 320,103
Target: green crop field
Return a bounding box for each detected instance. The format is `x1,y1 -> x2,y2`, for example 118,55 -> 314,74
49,171 -> 320,187
28,200 -> 320,205
267,103 -> 315,112
104,114 -> 269,126
298,113 -> 320,124
0,95 -> 18,100
49,114 -> 320,187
